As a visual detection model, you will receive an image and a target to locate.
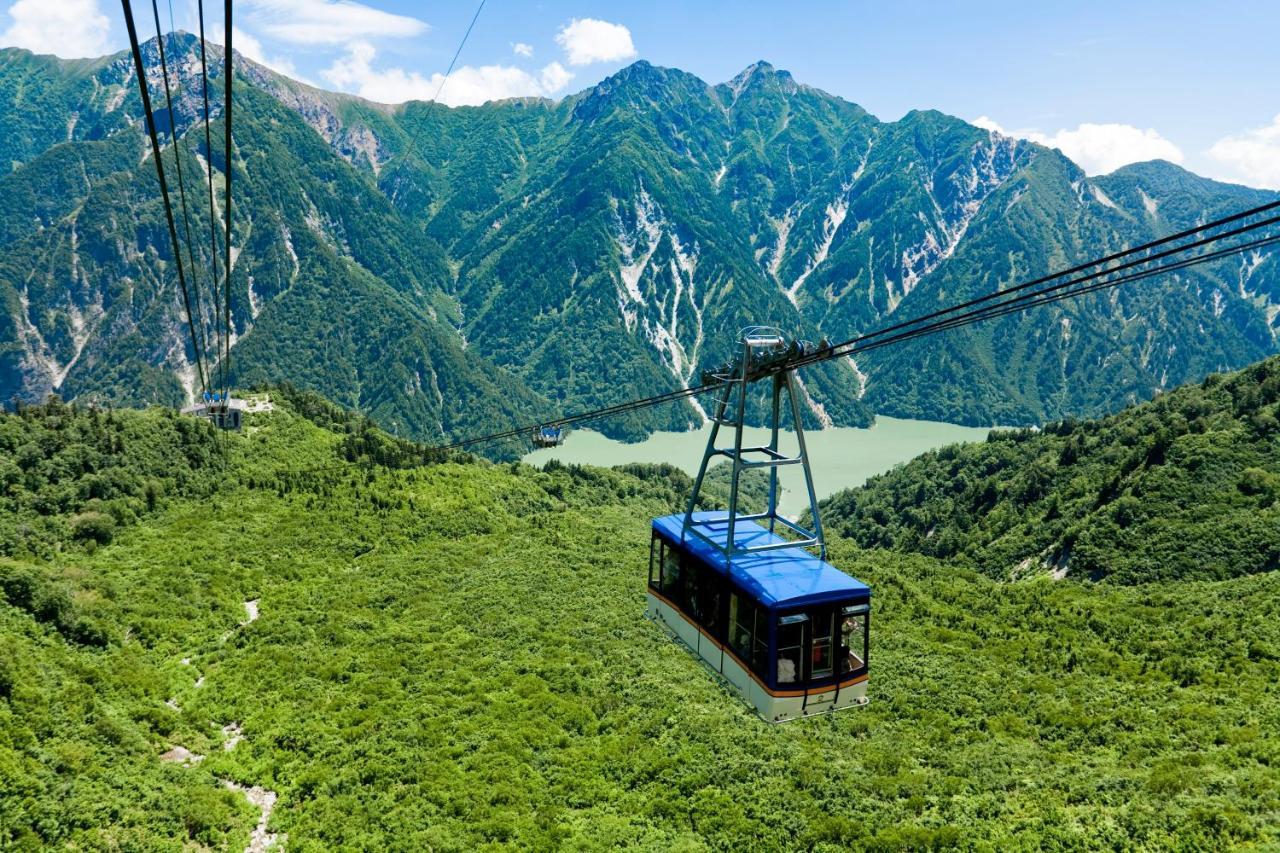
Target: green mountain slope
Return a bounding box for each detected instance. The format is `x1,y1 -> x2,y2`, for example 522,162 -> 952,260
0,38 -> 550,450
2,395 -> 1279,848
864,155 -> 1280,424
822,355 -> 1280,583
2,38 -> 1278,441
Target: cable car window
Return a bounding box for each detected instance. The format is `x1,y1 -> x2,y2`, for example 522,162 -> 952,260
811,611 -> 834,679
661,545 -> 682,601
695,566 -> 722,635
730,593 -> 769,677
777,614 -> 807,684
681,559 -> 701,616
841,604 -> 869,673
684,561 -> 701,620
729,593 -> 753,660
649,537 -> 661,588
752,613 -> 768,676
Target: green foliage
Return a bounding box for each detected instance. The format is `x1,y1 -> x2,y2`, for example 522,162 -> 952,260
823,356 -> 1280,582
69,510 -> 115,544
0,37 -> 551,449
0,560 -> 108,647
1,391 -> 1279,849
611,459 -> 772,513
0,396 -> 223,558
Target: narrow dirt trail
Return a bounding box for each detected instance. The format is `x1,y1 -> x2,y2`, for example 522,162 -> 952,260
163,599 -> 284,851
222,780 -> 284,853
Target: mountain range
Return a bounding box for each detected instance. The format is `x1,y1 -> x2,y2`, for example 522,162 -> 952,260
1,34 -> 1277,446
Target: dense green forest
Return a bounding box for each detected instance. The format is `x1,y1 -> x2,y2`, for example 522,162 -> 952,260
822,355 -> 1280,584
2,390 -> 1279,849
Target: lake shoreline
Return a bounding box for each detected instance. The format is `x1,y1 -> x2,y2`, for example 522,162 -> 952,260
523,415 -> 995,515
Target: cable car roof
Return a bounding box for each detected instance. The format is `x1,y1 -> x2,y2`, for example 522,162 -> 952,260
652,512 -> 870,610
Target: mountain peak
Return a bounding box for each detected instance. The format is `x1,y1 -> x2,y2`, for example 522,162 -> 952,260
739,60 -> 776,76
573,59 -> 713,121
599,59 -> 679,84
724,60 -> 797,99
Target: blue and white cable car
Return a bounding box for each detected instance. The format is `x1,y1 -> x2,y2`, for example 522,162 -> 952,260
645,328 -> 870,721
532,425 -> 566,448
647,512 -> 870,721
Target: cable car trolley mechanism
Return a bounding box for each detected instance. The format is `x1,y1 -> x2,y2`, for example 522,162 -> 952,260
646,327 -> 871,722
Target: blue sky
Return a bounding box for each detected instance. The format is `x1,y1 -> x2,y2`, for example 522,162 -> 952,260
4,0 -> 1278,187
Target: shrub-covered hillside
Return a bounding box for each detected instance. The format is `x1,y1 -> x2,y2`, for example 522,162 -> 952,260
822,356 -> 1280,583
0,397 -> 225,559
2,393 -> 1279,849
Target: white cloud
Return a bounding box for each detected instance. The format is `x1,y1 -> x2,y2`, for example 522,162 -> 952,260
554,18 -> 636,66
974,116 -> 1184,176
241,0 -> 427,45
1040,124 -> 1184,175
230,26 -> 304,81
512,42 -> 533,59
971,116 -> 1006,134
0,0 -> 109,58
538,61 -> 573,93
1207,114 -> 1280,190
323,41 -> 573,107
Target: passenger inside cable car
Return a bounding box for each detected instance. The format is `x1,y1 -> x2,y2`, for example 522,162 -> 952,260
646,511 -> 870,722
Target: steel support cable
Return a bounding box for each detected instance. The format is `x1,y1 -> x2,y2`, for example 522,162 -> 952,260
195,0 -> 226,396
381,0 -> 484,216
176,0 -> 233,464
268,204 -> 1280,473
222,0 -> 234,400
443,217 -> 1280,454
810,231 -> 1280,368
121,0 -> 209,396
441,384 -> 716,451
152,0 -> 214,391
278,386 -> 719,474
163,0 -> 230,462
275,229 -> 1274,479
275,231 -> 1280,478
615,231 -> 1280,439
798,198 -> 1280,361
790,211 -> 1280,373
906,232 -> 1280,344
444,212 -> 1280,452
433,0 -> 486,105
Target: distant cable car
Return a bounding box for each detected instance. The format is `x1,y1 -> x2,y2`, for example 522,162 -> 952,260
646,328 -> 870,722
182,391 -> 242,431
532,425 -> 565,448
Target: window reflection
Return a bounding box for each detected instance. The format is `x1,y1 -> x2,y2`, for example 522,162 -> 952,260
840,605 -> 868,674
777,616 -> 805,684
811,612 -> 834,678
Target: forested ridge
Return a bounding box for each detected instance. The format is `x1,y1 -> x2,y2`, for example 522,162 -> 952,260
822,355 -> 1280,583
0,388 -> 1278,849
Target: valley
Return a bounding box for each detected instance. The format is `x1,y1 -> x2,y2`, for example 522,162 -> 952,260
1,10 -> 1279,852
1,386 -> 1277,849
